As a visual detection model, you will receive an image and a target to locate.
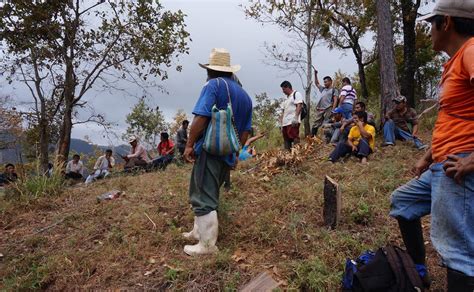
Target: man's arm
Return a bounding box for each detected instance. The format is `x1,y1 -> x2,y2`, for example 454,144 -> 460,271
443,152 -> 474,184
357,122 -> 372,139
332,89 -> 338,109
412,148 -> 433,178
184,115 -> 210,163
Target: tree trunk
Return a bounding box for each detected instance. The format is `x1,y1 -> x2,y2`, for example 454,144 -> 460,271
303,6 -> 313,137
38,105 -> 50,173
353,43 -> 370,102
376,0 -> 398,124
401,0 -> 420,108
57,61 -> 75,163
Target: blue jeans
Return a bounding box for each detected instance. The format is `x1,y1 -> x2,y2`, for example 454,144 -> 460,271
340,103 -> 353,120
390,153 -> 474,276
329,138 -> 371,162
383,120 -> 424,148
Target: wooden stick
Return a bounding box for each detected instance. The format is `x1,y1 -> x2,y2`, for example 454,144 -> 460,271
144,212 -> 156,230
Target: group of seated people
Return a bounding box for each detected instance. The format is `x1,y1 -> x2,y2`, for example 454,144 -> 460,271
0,163 -> 18,187
325,95 -> 427,164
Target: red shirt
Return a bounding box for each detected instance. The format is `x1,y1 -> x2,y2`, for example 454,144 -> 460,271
157,140 -> 175,156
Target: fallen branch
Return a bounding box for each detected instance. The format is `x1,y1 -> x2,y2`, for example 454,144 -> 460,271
144,212 -> 156,230
33,218 -> 65,235
417,101 -> 439,120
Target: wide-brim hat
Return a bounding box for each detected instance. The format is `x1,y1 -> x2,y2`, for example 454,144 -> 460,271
199,48 -> 241,73
417,0 -> 474,22
128,136 -> 137,143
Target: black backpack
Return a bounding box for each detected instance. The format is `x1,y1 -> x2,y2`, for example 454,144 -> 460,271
293,91 -> 308,120
344,245 -> 424,292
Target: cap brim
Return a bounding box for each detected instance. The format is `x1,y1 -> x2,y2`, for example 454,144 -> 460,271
417,12 -> 435,22
199,63 -> 241,73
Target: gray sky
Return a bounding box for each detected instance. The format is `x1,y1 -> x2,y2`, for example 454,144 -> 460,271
3,0 -> 435,146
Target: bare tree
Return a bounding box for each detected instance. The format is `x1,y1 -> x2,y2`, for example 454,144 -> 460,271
244,0 -> 320,136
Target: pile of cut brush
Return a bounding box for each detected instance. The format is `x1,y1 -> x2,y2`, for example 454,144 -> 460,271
243,137 -> 324,179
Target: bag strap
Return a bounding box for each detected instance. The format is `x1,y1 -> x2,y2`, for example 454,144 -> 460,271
217,77 -> 232,107
216,77 -> 241,148
395,247 -> 424,291
384,246 -> 404,289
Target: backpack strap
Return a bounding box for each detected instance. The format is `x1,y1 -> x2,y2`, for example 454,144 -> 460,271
395,246 -> 424,292
384,246 -> 404,290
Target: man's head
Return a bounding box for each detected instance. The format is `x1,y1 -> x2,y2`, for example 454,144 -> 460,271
323,76 -> 333,88
128,136 -> 138,147
5,163 -> 15,174
354,101 -> 366,113
280,80 -> 293,96
353,111 -> 368,124
105,149 -> 113,158
161,132 -> 169,141
72,154 -> 80,162
331,107 -> 344,121
419,0 -> 474,54
392,95 -> 407,111
182,120 -> 189,129
342,77 -> 351,86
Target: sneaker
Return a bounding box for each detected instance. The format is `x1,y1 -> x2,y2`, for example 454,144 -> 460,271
381,142 -> 394,147
417,144 -> 428,150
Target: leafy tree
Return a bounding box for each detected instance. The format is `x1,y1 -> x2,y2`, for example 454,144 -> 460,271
0,0 -> 190,169
169,109 -> 189,138
123,97 -> 167,149
317,0 -> 376,101
0,96 -> 23,152
252,92 -> 282,149
244,0 -> 321,136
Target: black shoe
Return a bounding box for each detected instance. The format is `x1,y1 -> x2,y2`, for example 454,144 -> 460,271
447,268 -> 474,292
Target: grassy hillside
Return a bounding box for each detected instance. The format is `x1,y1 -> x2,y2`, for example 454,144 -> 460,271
0,137 -> 446,290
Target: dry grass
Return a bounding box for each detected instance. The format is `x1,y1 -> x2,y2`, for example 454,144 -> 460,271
0,134 -> 447,291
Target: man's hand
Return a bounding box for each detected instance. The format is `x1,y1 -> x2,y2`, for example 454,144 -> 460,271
356,120 -> 364,129
183,146 -> 195,163
412,156 -> 432,179
443,154 -> 474,184
351,145 -> 357,152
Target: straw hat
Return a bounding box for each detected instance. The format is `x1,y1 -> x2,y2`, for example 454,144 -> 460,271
199,48 -> 241,73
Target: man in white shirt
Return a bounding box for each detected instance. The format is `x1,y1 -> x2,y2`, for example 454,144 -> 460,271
122,136 -> 150,170
65,154 -> 84,180
85,149 -> 115,184
339,77 -> 357,119
280,80 -> 303,150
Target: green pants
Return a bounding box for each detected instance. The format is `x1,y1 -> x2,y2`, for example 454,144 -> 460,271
189,152 -> 230,216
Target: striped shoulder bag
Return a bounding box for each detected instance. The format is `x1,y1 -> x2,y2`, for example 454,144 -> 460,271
203,78 -> 241,156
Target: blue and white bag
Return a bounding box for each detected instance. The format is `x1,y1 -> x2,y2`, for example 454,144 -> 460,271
203,78 -> 241,156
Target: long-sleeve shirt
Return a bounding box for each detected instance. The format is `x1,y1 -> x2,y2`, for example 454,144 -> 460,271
66,160 -> 84,175
127,144 -> 150,162
176,128 -> 188,149
93,155 -> 115,171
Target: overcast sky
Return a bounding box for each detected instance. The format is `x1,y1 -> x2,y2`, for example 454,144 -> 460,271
2,0 -> 435,146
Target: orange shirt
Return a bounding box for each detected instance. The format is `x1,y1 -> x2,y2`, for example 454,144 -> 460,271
157,140 -> 175,156
432,37 -> 474,162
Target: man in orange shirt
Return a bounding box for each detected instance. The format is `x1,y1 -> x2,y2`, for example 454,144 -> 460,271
389,1 -> 474,290
151,132 -> 175,170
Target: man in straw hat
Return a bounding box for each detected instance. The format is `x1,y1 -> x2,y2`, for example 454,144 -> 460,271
181,48 -> 252,256
390,1 -> 474,290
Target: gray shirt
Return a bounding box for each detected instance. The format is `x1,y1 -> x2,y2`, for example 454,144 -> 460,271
316,85 -> 338,110
176,127 -> 187,148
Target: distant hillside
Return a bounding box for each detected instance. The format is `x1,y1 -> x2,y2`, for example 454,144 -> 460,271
70,138 -> 130,157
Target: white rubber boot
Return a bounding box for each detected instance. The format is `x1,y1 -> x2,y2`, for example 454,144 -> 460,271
183,211 -> 218,256
182,216 -> 199,241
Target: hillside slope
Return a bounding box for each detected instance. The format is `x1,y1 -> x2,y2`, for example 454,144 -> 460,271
0,139 -> 446,290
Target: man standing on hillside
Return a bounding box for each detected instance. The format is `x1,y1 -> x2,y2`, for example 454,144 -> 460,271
338,77 -> 357,119
390,2 -> 474,290
280,80 -> 303,150
182,48 -> 252,256
176,120 -> 189,157
311,69 -> 338,137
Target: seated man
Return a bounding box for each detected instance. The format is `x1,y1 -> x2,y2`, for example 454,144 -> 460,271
122,136 -> 150,170
0,163 -> 18,186
238,132 -> 265,161
329,111 -> 375,164
383,95 -> 427,150
322,107 -> 344,144
65,154 -> 84,180
151,132 -> 175,169
85,149 -> 115,184
339,101 -> 373,142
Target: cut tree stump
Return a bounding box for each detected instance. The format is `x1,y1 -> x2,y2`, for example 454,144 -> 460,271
323,175 -> 341,229
240,271 -> 279,292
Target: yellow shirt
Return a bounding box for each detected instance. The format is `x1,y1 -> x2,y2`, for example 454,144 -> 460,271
348,124 -> 376,151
